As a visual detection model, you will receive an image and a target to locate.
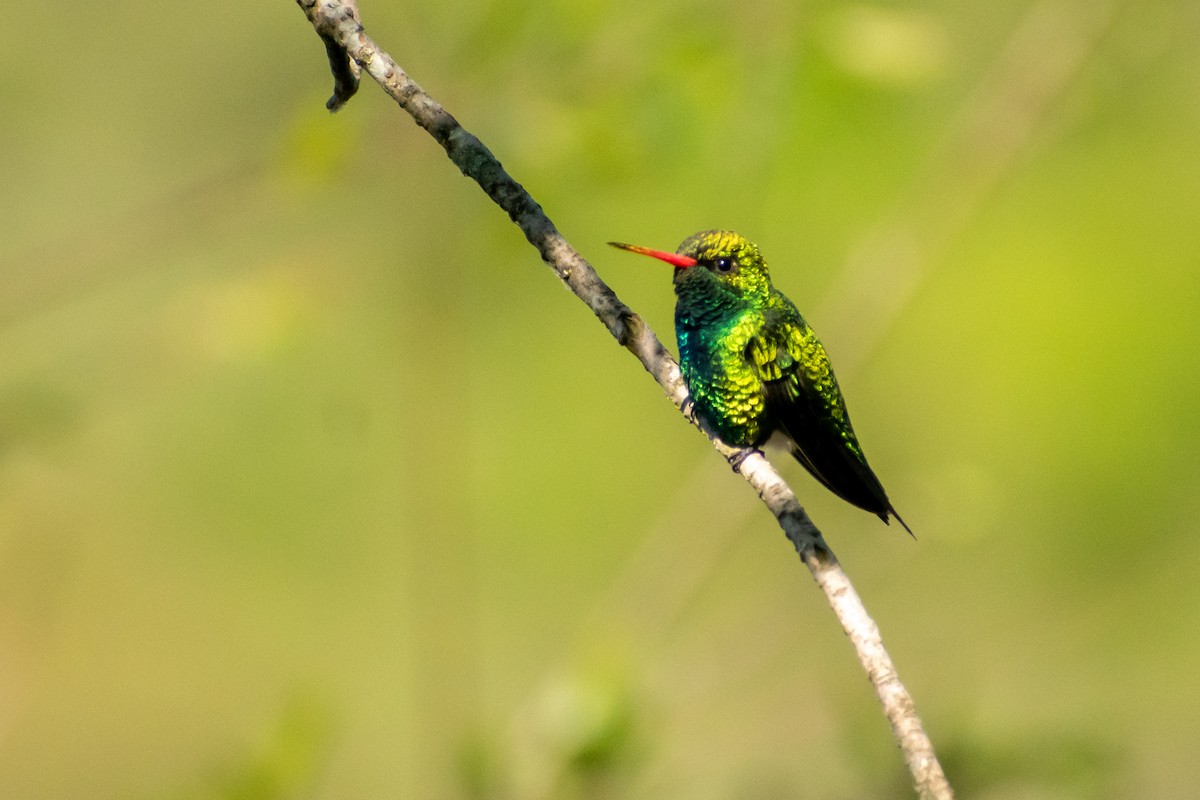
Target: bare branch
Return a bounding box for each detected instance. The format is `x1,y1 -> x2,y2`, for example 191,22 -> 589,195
294,2 -> 953,796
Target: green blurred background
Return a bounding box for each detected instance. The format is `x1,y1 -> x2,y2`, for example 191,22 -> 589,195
3,0 -> 1198,797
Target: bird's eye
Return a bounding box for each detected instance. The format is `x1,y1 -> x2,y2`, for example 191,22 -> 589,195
714,257 -> 734,273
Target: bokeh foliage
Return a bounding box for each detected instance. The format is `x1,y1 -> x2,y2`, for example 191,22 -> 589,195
2,0 -> 1199,797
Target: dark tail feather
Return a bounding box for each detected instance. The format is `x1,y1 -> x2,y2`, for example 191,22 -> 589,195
882,507 -> 915,539
787,440 -> 912,537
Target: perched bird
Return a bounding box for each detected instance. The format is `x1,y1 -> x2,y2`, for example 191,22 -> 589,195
610,230 -> 911,534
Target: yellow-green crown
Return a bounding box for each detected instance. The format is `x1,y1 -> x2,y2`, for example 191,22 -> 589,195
676,230 -> 771,298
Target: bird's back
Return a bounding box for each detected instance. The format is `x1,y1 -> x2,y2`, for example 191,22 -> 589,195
760,291 -> 909,531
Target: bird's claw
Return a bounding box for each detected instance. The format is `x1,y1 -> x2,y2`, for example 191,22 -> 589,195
729,448 -> 762,472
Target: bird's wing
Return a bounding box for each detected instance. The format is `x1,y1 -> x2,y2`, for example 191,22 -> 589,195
747,310 -> 896,522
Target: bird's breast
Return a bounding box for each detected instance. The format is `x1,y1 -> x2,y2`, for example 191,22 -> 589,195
675,308 -> 770,448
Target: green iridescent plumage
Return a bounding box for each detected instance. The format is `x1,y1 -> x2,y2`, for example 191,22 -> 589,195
611,230 -> 911,534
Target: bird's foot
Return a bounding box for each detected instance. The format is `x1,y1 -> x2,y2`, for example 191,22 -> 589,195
680,396 -> 696,419
729,448 -> 762,472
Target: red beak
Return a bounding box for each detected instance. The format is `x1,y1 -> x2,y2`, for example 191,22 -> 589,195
608,241 -> 698,268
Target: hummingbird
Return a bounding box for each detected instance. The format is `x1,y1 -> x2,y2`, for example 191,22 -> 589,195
610,230 -> 911,534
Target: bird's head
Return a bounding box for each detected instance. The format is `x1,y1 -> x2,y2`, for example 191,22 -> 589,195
609,230 -> 771,303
